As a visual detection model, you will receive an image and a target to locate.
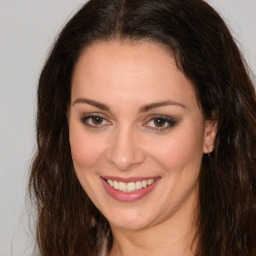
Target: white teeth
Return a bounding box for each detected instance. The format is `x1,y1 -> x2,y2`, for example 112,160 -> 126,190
136,181 -> 142,190
148,179 -> 154,185
107,179 -> 113,186
106,178 -> 156,193
127,182 -> 136,192
142,180 -> 147,188
113,180 -> 118,190
118,182 -> 126,192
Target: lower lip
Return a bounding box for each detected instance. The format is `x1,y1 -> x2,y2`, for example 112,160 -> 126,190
101,178 -> 160,202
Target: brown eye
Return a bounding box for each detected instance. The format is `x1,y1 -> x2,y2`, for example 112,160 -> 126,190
91,116 -> 103,125
144,115 -> 177,131
154,118 -> 166,127
81,114 -> 111,128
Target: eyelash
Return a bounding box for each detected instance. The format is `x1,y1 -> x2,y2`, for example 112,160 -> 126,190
80,114 -> 177,131
81,114 -> 111,128
143,115 -> 177,131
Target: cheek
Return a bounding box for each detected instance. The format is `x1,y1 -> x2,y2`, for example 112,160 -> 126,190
148,125 -> 204,171
69,126 -> 106,169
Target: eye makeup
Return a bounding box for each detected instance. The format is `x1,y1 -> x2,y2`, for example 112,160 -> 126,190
80,113 -> 112,129
142,114 -> 178,131
80,112 -> 178,133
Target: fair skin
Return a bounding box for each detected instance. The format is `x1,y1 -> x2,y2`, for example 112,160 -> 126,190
68,40 -> 216,256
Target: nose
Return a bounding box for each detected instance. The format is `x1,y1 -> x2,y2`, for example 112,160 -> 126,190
105,125 -> 146,171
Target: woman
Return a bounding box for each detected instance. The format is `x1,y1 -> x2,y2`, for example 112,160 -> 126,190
29,0 -> 256,255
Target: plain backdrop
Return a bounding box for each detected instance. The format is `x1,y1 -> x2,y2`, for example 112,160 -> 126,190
0,1 -> 255,256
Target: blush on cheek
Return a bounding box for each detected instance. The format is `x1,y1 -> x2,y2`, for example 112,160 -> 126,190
150,128 -> 204,171
70,132 -> 105,168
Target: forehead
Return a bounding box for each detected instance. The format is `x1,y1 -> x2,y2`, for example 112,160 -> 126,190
71,40 -> 197,109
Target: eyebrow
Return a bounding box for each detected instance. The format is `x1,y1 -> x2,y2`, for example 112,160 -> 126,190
139,100 -> 186,112
72,98 -> 185,112
72,98 -> 110,111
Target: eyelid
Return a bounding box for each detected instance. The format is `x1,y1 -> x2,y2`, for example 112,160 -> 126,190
80,113 -> 112,128
142,114 -> 178,130
80,112 -> 178,131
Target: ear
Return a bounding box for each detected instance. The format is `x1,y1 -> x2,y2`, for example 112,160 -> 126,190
203,120 -> 217,154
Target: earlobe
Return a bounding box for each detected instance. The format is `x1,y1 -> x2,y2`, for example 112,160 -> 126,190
203,120 -> 217,154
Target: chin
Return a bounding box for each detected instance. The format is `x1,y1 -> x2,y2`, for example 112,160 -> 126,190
105,207 -> 156,231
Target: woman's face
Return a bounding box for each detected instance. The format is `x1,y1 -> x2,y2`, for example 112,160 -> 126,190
68,40 -> 216,230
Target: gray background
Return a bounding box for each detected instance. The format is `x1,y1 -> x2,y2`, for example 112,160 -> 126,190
0,1 -> 255,255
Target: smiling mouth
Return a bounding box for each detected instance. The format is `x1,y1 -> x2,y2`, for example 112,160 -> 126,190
105,178 -> 157,193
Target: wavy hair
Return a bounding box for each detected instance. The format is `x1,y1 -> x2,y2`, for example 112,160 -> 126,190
29,0 -> 256,255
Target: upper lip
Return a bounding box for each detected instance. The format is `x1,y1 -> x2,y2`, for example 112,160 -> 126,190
100,176 -> 161,183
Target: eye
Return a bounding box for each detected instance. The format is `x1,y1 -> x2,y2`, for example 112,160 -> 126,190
90,116 -> 104,125
81,114 -> 111,128
144,115 -> 177,130
152,118 -> 167,128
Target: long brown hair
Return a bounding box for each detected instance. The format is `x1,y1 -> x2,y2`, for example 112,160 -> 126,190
29,0 -> 256,255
